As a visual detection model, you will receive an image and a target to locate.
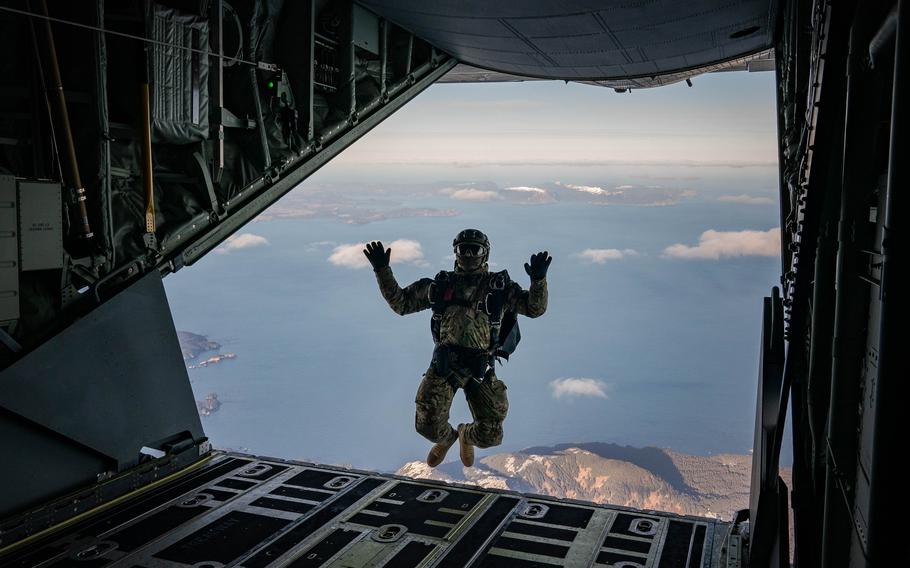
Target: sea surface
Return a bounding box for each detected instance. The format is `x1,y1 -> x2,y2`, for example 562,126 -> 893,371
165,163 -> 786,472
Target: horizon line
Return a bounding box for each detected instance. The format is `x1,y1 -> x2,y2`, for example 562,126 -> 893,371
335,159 -> 779,168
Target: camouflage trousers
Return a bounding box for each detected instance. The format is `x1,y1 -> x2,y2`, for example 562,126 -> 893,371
415,366 -> 509,449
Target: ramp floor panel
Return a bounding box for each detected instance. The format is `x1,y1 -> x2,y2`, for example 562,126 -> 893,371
1,452 -> 731,567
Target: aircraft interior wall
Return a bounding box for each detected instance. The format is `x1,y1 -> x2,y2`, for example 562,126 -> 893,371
775,1 -> 908,565
0,0 -> 451,525
0,0 -> 451,365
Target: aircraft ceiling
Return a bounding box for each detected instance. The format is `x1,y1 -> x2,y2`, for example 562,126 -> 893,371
359,0 -> 776,87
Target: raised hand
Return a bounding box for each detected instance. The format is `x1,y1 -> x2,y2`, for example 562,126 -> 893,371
524,251 -> 552,280
363,241 -> 391,270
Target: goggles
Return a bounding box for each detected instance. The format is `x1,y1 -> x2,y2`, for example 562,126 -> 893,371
454,243 -> 487,257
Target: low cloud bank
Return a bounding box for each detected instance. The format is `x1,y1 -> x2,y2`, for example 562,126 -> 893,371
575,248 -> 639,263
216,233 -> 269,253
663,228 -> 781,259
329,239 -> 426,268
550,378 -> 611,400
450,188 -> 500,201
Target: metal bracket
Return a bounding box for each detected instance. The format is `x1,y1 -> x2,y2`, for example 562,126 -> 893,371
371,524 -> 408,543
519,502 -> 549,519
193,151 -> 224,220
416,488 -> 448,503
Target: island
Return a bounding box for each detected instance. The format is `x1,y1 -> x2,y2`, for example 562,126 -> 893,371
196,393 -> 221,417
178,331 -> 237,370
177,331 -> 220,360
188,353 -> 237,369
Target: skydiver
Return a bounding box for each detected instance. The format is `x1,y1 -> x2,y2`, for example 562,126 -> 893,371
364,229 -> 550,468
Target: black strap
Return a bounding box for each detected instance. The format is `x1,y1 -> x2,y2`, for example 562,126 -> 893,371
432,344 -> 493,388
428,271 -> 450,315
192,150 -> 223,219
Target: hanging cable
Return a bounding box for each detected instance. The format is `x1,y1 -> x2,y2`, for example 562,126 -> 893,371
26,1 -> 64,184
33,0 -> 93,239
0,4 -> 278,71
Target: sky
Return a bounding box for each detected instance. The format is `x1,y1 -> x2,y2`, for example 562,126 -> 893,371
332,70 -> 778,167
168,66 -> 786,469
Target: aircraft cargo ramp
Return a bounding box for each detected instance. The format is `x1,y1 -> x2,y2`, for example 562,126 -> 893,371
0,452 -> 731,568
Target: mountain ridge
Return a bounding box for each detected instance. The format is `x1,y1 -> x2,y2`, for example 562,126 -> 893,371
397,442 -> 790,521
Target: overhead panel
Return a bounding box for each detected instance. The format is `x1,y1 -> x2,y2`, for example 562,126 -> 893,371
352,4 -> 380,55
17,180 -> 63,272
359,0 -> 774,86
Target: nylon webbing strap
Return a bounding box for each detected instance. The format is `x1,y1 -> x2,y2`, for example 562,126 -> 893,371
193,151 -> 222,218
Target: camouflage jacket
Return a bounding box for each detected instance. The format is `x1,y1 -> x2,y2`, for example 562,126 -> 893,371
374,265 -> 547,351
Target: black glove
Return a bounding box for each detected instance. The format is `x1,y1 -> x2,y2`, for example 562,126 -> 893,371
363,241 -> 391,270
524,251 -> 552,280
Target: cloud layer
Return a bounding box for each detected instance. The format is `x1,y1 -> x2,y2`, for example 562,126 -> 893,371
558,182 -> 616,196
718,194 -> 775,205
450,188 -> 500,201
216,233 -> 269,253
550,378 -> 610,400
329,239 -> 426,268
663,228 -> 781,259
575,248 -> 639,263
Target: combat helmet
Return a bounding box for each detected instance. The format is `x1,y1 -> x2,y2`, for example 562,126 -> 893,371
453,228 -> 489,272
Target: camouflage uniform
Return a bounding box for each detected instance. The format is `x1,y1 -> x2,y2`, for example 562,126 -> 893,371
374,265 -> 547,448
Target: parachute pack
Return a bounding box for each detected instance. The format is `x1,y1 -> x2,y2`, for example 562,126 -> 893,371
428,270 -> 521,361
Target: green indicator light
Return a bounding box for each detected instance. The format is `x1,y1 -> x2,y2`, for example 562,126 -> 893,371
267,81 -> 275,88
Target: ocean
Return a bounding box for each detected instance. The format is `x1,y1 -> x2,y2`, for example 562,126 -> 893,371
165,163 -> 784,472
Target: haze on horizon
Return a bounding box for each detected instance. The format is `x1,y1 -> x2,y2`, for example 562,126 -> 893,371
331,71 -> 777,168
